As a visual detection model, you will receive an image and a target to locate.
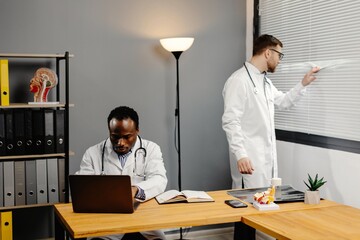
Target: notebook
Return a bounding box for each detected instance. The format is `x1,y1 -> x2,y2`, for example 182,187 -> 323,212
69,175 -> 137,213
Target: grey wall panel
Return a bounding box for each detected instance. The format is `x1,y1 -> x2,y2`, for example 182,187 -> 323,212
0,0 -> 246,192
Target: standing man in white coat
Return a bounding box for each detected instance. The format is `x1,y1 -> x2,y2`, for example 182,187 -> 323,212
76,106 -> 168,240
222,34 -> 320,239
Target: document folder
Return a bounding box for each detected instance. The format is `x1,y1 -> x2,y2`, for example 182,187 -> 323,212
0,59 -> 10,106
55,110 -> 65,153
3,161 -> 14,207
36,159 -> 48,204
13,110 -> 25,155
57,158 -> 66,203
25,160 -> 37,205
32,110 -> 44,154
0,211 -> 12,240
5,110 -> 15,156
24,110 -> 34,155
0,110 -> 5,156
14,161 -> 26,206
0,162 -> 3,207
44,109 -> 55,154
47,159 -> 59,203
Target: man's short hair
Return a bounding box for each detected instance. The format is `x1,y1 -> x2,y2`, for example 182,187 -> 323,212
253,34 -> 283,56
107,106 -> 139,130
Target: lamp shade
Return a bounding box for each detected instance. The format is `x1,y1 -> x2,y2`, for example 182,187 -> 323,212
160,37 -> 194,52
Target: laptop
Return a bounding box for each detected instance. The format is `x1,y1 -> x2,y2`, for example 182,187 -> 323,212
69,175 -> 137,213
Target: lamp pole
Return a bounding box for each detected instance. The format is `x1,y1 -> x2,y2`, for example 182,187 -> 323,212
172,51 -> 183,192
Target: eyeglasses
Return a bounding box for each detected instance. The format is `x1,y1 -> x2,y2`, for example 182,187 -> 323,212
270,49 -> 284,60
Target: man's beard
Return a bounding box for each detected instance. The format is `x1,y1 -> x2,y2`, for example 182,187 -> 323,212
267,64 -> 276,73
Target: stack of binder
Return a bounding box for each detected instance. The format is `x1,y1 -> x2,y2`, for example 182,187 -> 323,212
1,158 -> 66,207
0,109 -> 65,156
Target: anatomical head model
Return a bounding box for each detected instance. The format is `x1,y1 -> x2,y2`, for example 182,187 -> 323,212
30,68 -> 58,102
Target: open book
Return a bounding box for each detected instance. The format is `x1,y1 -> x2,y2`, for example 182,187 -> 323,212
155,190 -> 214,204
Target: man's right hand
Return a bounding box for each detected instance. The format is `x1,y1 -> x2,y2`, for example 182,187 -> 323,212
301,66 -> 320,86
237,157 -> 254,174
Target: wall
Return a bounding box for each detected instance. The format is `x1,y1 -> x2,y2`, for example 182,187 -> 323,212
0,0 -> 246,192
0,1 -> 247,238
277,141 -> 360,208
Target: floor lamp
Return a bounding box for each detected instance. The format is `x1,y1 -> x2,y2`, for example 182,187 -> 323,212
160,37 -> 194,240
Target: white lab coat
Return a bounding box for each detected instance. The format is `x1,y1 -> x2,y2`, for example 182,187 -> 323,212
222,62 -> 306,189
76,136 -> 168,240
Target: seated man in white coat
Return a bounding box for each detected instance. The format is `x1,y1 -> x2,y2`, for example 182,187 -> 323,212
76,106 -> 168,240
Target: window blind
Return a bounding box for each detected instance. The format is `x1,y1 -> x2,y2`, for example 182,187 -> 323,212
258,0 -> 360,143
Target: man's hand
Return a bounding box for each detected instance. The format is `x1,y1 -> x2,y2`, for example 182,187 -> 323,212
302,66 -> 321,86
237,157 -> 254,174
131,186 -> 138,198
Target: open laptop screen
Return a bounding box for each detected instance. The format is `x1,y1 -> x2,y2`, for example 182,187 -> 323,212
69,175 -> 136,213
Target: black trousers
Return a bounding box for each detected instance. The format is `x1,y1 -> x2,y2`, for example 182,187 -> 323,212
91,232 -> 151,240
234,222 -> 255,240
122,232 -> 148,240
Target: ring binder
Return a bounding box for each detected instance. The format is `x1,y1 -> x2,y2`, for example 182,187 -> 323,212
44,109 -> 55,154
0,59 -> 10,106
5,110 -> 15,156
0,211 -> 12,240
32,110 -> 45,154
13,110 -> 25,155
14,161 -> 26,206
0,110 -> 5,156
3,162 -> 14,207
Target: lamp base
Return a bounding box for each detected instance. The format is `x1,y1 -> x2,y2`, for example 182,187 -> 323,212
170,227 -> 190,240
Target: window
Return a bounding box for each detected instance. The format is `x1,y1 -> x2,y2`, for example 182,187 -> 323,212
257,0 -> 360,153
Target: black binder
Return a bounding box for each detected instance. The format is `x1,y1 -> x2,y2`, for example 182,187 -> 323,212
24,109 -> 34,155
55,110 -> 65,153
44,109 -> 55,154
13,109 -> 25,155
0,109 -> 5,155
5,109 -> 15,155
32,110 -> 44,154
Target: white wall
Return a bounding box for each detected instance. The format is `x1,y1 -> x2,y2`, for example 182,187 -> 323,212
277,141 -> 360,208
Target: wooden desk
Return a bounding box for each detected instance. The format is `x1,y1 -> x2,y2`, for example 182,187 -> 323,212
242,204 -> 360,240
53,190 -> 340,239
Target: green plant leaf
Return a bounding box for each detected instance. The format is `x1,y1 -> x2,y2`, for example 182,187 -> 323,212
314,173 -> 319,183
308,174 -> 314,186
305,173 -> 326,191
304,181 -> 311,190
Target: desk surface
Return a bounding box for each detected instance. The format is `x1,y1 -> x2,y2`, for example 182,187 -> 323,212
242,204 -> 360,240
54,190 -> 340,239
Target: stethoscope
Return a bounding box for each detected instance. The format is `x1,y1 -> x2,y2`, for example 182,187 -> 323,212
101,135 -> 147,177
244,63 -> 269,94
